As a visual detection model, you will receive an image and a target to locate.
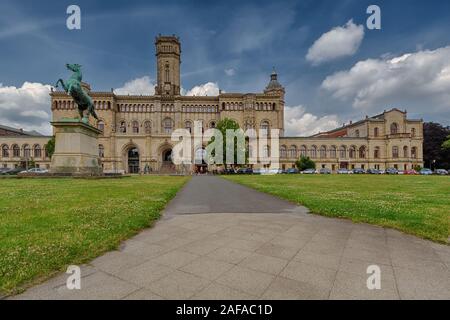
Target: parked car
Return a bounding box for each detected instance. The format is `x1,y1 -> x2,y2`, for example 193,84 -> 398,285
0,168 -> 24,175
386,168 -> 399,175
435,169 -> 448,175
223,168 -> 236,175
301,168 -> 317,174
378,169 -> 386,174
268,168 -> 283,175
237,168 -> 253,174
285,168 -> 299,174
21,168 -> 49,174
352,168 -> 365,174
366,168 -> 380,174
398,170 -> 405,175
404,169 -> 418,175
319,168 -> 331,174
337,168 -> 351,174
420,168 -> 433,175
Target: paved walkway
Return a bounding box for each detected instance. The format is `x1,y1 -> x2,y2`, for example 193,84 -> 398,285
12,176 -> 450,300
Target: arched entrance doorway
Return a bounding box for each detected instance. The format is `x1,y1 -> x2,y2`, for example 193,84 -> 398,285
162,149 -> 172,163
128,148 -> 140,173
195,148 -> 208,174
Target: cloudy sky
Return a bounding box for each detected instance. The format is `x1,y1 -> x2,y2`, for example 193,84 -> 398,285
1,0 -> 450,136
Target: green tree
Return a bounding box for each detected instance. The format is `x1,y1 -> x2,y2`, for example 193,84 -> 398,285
442,135 -> 450,150
208,118 -> 247,169
45,136 -> 55,158
295,156 -> 316,171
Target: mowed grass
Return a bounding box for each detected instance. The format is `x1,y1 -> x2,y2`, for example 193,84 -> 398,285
0,176 -> 189,296
224,175 -> 450,243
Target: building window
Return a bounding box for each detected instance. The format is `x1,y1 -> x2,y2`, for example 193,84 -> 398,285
310,146 -> 317,158
374,147 -> 380,159
359,146 -> 366,159
390,123 -> 399,135
97,121 -> 105,132
210,121 -> 216,129
289,146 -> 297,159
163,118 -> 173,134
185,121 -> 192,133
339,146 -> 347,158
1,145 -> 9,158
280,145 -> 287,159
411,147 -> 417,159
349,146 -> 356,159
12,145 -> 20,157
144,121 -> 152,134
411,128 -> 416,137
260,120 -> 270,136
263,145 -> 270,158
374,127 -> 379,137
403,146 -> 408,158
99,145 -> 105,158
119,121 -> 126,133
330,146 -> 337,158
392,146 -> 399,158
320,146 -> 327,158
300,145 -> 307,157
132,121 -> 139,134
355,130 -> 360,137
23,144 -> 31,158
34,145 -> 42,158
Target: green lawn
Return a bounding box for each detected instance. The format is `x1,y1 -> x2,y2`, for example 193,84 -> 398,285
224,175 -> 450,244
0,176 -> 189,296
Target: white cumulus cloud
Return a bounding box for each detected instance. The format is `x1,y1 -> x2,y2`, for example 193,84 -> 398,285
185,82 -> 220,96
306,19 -> 364,66
225,68 -> 236,76
321,45 -> 450,116
114,76 -> 155,95
0,82 -> 53,135
284,106 -> 340,137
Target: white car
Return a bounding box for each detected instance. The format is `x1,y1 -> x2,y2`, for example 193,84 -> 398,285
21,168 -> 49,174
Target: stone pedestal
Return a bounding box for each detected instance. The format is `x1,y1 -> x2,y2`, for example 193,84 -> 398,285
50,120 -> 102,175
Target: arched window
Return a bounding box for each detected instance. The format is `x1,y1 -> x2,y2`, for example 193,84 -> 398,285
165,62 -> 170,83
411,128 -> 416,137
260,120 -> 270,135
310,146 -> 317,158
319,146 -> 327,158
185,121 -> 192,133
132,121 -> 139,134
390,123 -> 399,135
349,146 -> 356,159
300,145 -> 307,157
2,145 -> 9,158
374,127 -> 379,137
403,146 -> 408,158
392,146 -> 399,158
99,145 -> 105,158
163,118 -> 173,134
119,121 -> 126,133
374,147 -> 380,159
289,145 -> 297,159
330,146 -> 337,158
339,146 -> 347,158
359,146 -> 366,159
33,145 -> 42,158
210,121 -> 216,129
411,147 -> 417,159
23,144 -> 31,158
97,120 -> 105,132
355,130 -> 360,137
144,121 -> 152,134
280,145 -> 287,158
12,144 -> 20,157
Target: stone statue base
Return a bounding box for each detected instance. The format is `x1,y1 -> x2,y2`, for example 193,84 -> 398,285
50,119 -> 102,176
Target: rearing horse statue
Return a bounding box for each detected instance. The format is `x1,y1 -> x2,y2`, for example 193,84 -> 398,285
55,64 -> 98,122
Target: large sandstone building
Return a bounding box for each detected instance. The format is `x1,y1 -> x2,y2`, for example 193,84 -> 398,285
0,35 -> 424,173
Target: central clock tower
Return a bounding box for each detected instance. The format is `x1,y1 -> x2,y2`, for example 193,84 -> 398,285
155,35 -> 181,96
